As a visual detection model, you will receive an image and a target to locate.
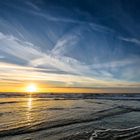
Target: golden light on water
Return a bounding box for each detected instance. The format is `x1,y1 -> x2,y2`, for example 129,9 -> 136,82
26,94 -> 33,125
26,84 -> 37,93
27,95 -> 32,111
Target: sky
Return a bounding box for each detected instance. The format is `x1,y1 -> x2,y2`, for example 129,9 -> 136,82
0,0 -> 140,93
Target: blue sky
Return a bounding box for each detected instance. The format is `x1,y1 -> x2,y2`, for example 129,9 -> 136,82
0,0 -> 140,92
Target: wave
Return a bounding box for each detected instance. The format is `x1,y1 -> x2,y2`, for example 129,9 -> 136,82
90,126 -> 140,140
0,105 -> 136,137
60,126 -> 140,140
1,93 -> 140,100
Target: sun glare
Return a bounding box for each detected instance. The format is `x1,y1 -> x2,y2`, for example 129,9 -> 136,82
26,84 -> 37,93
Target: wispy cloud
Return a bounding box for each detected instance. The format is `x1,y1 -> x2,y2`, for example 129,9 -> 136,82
0,32 -> 89,75
0,62 -> 139,88
0,31 -> 139,84
119,37 -> 140,45
0,0 -> 140,92
25,1 -> 41,11
91,58 -> 139,69
51,33 -> 79,55
0,0 -> 140,88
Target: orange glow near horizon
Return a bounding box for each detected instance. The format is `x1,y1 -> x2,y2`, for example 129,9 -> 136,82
0,83 -> 139,93
0,62 -> 140,93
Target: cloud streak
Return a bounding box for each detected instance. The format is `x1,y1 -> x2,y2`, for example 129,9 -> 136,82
120,37 -> 140,46
0,62 -> 139,88
0,0 -> 140,92
0,31 -> 139,86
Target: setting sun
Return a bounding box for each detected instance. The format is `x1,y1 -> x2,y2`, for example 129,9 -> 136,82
26,84 -> 37,93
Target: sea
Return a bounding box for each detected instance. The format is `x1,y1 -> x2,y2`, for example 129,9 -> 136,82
0,93 -> 140,140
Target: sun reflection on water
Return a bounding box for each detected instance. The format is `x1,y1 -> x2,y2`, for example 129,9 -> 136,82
26,94 -> 33,125
28,94 -> 32,111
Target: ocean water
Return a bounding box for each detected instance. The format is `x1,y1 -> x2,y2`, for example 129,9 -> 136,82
0,93 -> 140,140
